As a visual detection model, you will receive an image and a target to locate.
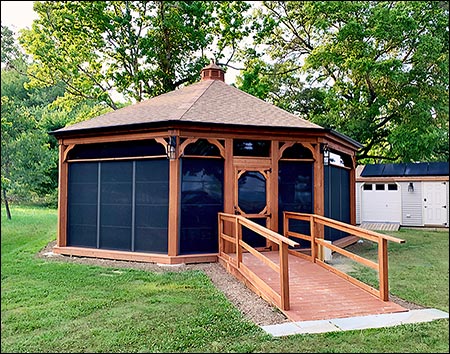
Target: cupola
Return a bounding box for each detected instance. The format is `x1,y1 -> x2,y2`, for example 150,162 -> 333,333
200,59 -> 225,82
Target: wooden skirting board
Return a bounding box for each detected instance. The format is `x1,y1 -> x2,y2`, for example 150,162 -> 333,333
52,246 -> 218,265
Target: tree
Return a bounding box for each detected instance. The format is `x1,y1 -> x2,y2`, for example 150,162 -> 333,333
1,25 -> 108,217
240,1 -> 449,163
19,1 -> 251,109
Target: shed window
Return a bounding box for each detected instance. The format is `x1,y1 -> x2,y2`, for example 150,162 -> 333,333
363,184 -> 372,190
375,184 -> 385,191
388,184 -> 398,191
233,139 -> 270,157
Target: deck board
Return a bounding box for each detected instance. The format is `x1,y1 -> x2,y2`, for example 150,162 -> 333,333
238,251 -> 407,322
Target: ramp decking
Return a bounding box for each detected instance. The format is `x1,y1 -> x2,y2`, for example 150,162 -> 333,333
230,251 -> 407,322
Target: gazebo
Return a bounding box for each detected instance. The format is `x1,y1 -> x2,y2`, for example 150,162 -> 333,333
51,61 -> 362,264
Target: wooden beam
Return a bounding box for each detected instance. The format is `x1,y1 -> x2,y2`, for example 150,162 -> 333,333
62,131 -> 169,145
270,140 -> 279,240
313,143 -> 324,245
167,137 -> 180,257
53,246 -> 218,264
223,139 -> 234,253
57,143 -> 68,247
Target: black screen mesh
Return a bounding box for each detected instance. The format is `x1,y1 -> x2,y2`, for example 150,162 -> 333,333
67,159 -> 169,253
278,161 -> 313,248
68,139 -> 166,160
67,162 -> 98,248
179,158 -> 224,254
324,165 -> 350,241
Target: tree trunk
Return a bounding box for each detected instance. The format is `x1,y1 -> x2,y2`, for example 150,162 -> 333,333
2,188 -> 12,220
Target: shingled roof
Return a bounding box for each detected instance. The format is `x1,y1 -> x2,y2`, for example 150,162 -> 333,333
53,69 -> 323,135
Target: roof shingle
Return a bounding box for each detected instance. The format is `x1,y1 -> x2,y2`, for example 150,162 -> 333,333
53,79 -> 323,134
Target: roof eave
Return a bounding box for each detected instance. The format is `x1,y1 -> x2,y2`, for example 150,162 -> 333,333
50,120 -> 327,139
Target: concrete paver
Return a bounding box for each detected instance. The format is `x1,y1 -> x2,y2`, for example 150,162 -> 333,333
261,308 -> 449,337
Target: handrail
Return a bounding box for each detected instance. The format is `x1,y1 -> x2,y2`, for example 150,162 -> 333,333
218,213 -> 298,310
237,216 -> 300,248
284,212 -> 405,244
283,211 -> 405,301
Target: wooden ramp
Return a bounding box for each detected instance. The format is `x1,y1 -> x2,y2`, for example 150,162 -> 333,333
226,251 -> 407,322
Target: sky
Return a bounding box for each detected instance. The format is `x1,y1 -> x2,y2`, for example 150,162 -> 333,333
1,1 -> 37,31
1,0 -> 239,84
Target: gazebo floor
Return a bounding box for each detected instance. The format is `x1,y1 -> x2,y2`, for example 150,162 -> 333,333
235,251 -> 407,322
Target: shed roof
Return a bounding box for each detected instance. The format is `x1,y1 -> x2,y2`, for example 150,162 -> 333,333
360,162 -> 449,177
52,79 -> 323,135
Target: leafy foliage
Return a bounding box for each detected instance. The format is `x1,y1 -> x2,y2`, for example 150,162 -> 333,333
240,1 -> 449,162
1,26 -> 109,211
19,1 -> 251,109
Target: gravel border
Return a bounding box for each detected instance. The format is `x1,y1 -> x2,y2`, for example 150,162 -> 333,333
37,241 -> 423,326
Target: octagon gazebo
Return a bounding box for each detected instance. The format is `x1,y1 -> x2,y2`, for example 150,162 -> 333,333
51,61 -> 362,265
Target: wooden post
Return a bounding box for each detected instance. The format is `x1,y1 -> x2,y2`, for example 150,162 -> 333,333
223,138 -> 234,253
283,212 -> 288,238
310,215 -> 316,262
218,214 -> 223,256
378,237 -> 389,301
279,242 -> 290,310
168,135 -> 180,257
269,141 -> 279,235
349,155 -> 357,225
314,143 -> 324,253
57,143 -> 68,247
236,217 -> 242,267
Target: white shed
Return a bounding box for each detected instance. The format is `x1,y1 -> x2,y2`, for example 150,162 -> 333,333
356,162 -> 449,228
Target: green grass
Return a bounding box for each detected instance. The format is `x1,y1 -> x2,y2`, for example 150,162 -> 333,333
346,229 -> 449,312
1,206 -> 449,353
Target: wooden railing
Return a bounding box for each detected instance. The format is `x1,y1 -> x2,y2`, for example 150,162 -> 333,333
218,213 -> 299,310
283,211 -> 405,301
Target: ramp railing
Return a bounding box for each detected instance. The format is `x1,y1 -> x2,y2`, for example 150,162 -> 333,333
283,212 -> 405,301
218,212 -> 299,310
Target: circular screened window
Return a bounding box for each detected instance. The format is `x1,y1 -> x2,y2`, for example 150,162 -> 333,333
238,171 -> 266,214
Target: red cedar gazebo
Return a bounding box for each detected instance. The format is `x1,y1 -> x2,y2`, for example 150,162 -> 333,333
51,61 -> 362,264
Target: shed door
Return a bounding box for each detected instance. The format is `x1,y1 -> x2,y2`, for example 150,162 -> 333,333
361,183 -> 401,223
423,182 -> 448,226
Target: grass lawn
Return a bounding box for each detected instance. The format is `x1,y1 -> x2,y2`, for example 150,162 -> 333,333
1,206 -> 448,353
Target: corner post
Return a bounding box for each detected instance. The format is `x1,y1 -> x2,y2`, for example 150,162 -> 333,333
168,133 -> 180,257
57,142 -> 68,247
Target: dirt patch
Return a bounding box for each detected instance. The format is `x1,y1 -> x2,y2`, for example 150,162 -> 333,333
37,241 -> 423,326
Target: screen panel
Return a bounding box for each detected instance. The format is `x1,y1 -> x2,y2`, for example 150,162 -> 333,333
67,162 -> 98,248
278,161 -> 313,238
134,159 -> 169,253
99,161 -> 133,251
67,158 -> 169,254
179,158 -> 224,254
324,165 -> 350,241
